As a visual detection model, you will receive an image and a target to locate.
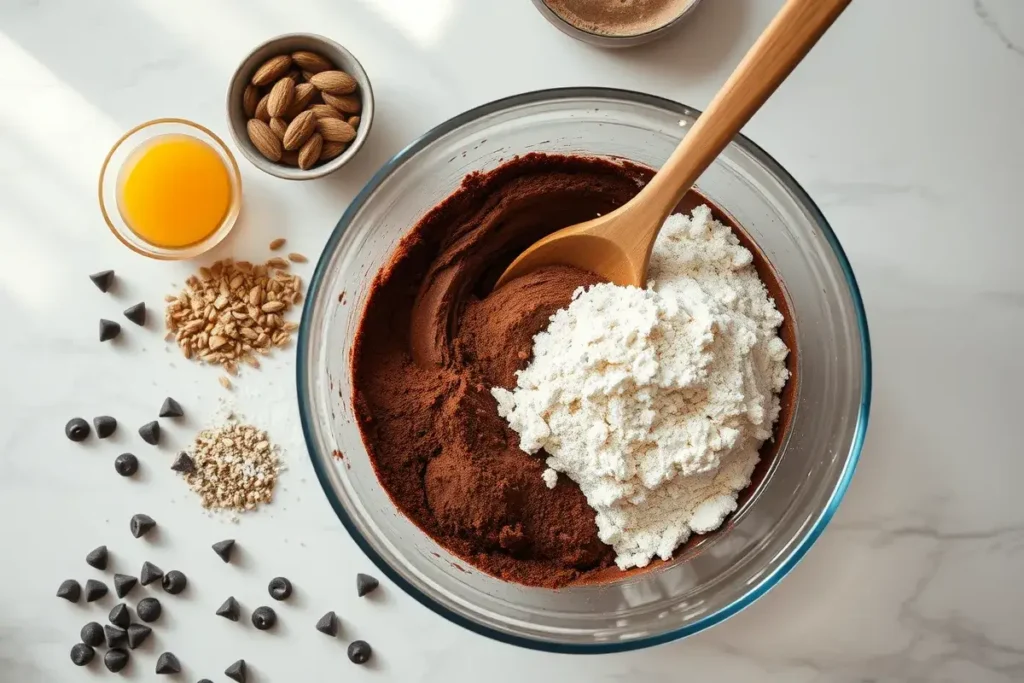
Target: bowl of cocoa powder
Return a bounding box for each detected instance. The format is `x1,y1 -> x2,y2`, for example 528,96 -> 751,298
531,0 -> 703,47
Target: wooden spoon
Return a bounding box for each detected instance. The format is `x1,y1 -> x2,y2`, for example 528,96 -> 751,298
495,0 -> 852,289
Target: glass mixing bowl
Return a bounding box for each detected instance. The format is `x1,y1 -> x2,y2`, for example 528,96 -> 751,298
297,88 -> 871,653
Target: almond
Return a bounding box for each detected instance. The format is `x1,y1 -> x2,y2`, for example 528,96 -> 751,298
281,150 -> 300,167
302,70 -> 317,82
308,103 -> 343,120
287,69 -> 303,83
309,70 -> 357,95
298,133 -> 323,170
255,93 -> 271,122
322,92 -> 361,114
316,117 -> 357,143
266,77 -> 295,118
247,119 -> 282,162
292,50 -> 334,74
251,55 -> 292,86
283,110 -> 316,151
243,85 -> 260,118
287,83 -> 318,118
348,115 -> 360,129
320,141 -> 347,162
269,117 -> 288,141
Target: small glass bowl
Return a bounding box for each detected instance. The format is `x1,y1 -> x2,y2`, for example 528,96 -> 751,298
98,118 -> 242,260
530,0 -> 703,48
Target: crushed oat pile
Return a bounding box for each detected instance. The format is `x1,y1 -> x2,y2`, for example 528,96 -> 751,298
180,417 -> 280,512
164,257 -> 303,375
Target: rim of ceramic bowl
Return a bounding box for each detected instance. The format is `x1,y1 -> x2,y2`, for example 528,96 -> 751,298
297,87 -> 872,653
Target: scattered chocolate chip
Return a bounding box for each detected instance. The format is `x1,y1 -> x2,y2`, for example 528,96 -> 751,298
198,680 -> 213,683
104,648 -> 129,673
65,417 -> 90,442
356,573 -> 379,597
315,611 -> 337,636
268,576 -> 292,600
130,514 -> 156,538
140,561 -> 163,585
138,421 -> 160,445
85,545 -> 108,569
81,622 -> 104,647
70,643 -> 94,666
159,397 -> 184,418
93,415 -> 117,438
114,573 -> 138,598
84,579 -> 108,602
170,452 -> 194,473
155,652 -> 181,674
127,623 -> 151,649
212,539 -> 235,563
162,570 -> 187,595
57,579 -> 81,602
216,596 -> 240,621
99,319 -> 121,342
347,640 -> 372,664
109,603 -> 131,629
123,302 -> 147,326
115,453 -> 139,477
104,624 -> 128,649
90,270 -> 115,292
136,597 -> 162,623
251,605 -> 276,630
225,659 -> 247,683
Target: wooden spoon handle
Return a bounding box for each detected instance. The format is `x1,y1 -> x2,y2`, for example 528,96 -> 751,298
641,0 -> 852,214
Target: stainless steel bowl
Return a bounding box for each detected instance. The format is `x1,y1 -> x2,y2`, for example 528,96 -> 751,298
226,33 -> 374,180
530,0 -> 702,47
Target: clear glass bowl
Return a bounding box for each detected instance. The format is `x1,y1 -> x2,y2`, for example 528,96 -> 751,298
297,88 -> 871,652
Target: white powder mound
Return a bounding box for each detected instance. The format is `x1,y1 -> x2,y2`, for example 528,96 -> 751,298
492,205 -> 789,569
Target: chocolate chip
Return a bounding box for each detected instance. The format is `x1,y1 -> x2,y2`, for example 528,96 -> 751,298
198,680 -> 213,683
80,622 -> 104,647
126,623 -> 151,649
315,611 -> 337,636
155,652 -> 181,674
90,270 -> 115,292
104,624 -> 128,648
57,579 -> 81,602
136,597 -> 162,623
65,417 -> 90,442
115,453 -> 139,477
268,576 -> 292,600
123,302 -> 147,326
225,659 -> 247,683
138,421 -> 160,445
347,640 -> 372,664
109,603 -> 131,629
130,514 -> 156,538
70,643 -> 94,666
99,319 -> 121,342
93,415 -> 117,438
251,605 -> 276,630
212,539 -> 235,563
84,579 -> 108,602
159,397 -> 184,418
114,573 -> 138,598
104,648 -> 129,673
170,452 -> 194,473
140,561 -> 163,585
216,596 -> 240,621
356,573 -> 379,597
162,570 -> 187,595
85,545 -> 108,569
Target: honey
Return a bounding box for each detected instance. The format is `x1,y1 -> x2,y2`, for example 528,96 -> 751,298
116,134 -> 233,248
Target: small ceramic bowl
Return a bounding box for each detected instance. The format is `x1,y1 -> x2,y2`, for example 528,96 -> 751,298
227,33 -> 374,180
531,0 -> 702,47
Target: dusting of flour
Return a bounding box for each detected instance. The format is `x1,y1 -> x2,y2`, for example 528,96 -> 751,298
492,205 -> 789,569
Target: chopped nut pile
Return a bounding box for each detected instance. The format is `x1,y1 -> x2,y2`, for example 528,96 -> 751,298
180,418 -> 279,512
164,257 -> 303,376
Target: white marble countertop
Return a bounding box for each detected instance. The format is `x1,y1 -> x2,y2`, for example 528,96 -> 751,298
1,0 -> 1022,680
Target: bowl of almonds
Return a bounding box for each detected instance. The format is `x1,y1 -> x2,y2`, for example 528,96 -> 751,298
227,33 -> 373,179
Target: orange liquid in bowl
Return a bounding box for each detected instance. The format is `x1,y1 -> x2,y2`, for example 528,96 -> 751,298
116,133 -> 233,248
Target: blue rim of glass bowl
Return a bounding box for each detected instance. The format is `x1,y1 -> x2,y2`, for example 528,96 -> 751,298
297,87 -> 873,654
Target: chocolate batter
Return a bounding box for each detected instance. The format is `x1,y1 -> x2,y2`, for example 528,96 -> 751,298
351,153 -> 795,588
